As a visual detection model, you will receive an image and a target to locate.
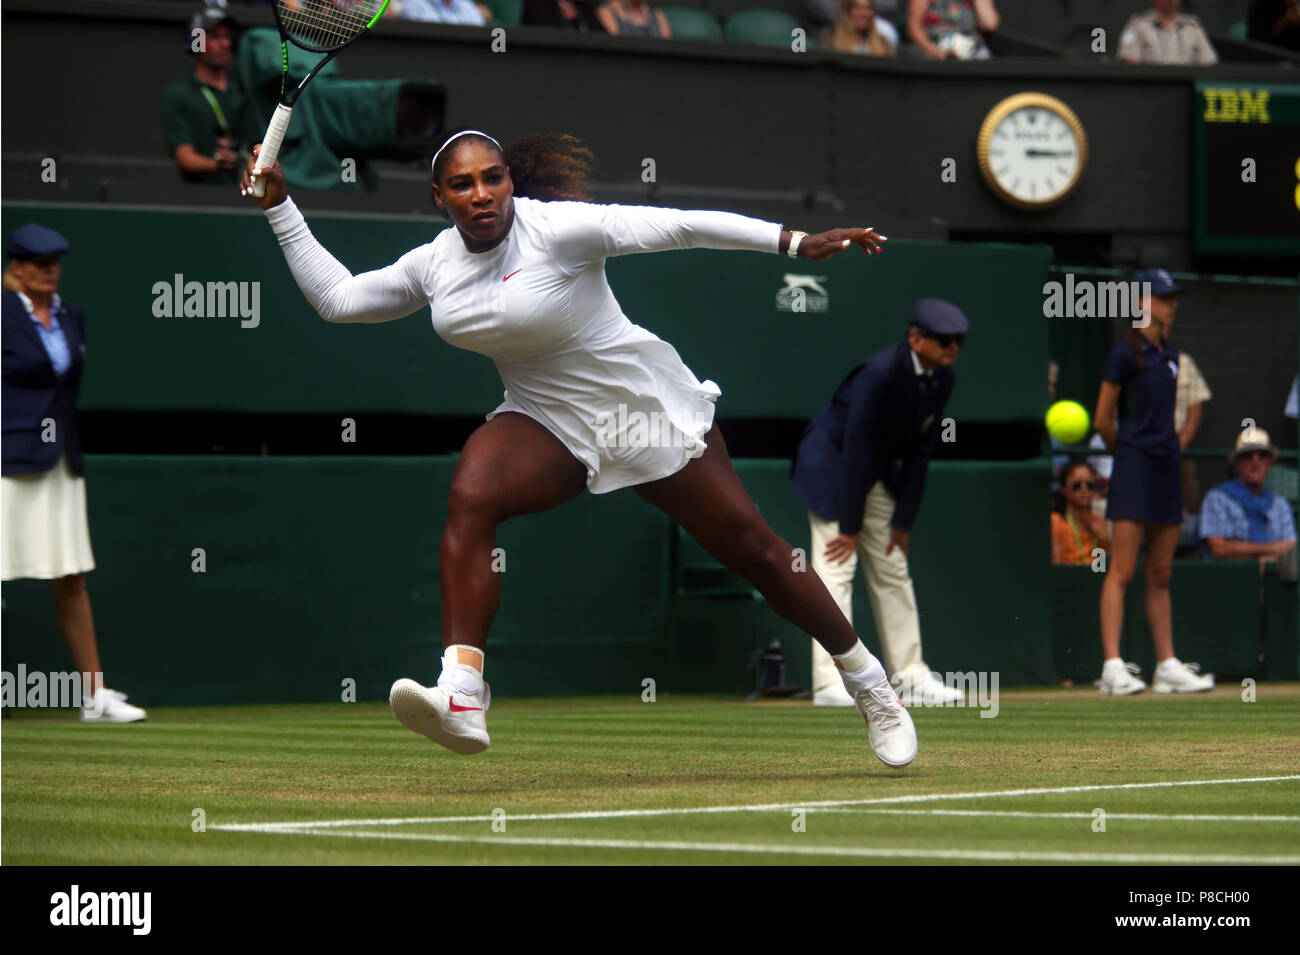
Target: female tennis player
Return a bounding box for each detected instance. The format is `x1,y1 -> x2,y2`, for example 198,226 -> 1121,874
242,129 -> 917,766
1092,269 -> 1213,695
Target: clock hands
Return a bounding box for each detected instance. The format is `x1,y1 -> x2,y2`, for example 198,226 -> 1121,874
1024,149 -> 1075,158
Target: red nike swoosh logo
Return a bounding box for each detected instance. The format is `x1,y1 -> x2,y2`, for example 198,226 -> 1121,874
448,696 -> 483,712
502,269 -> 522,282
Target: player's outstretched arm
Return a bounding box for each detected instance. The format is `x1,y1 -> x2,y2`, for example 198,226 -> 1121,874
239,147 -> 425,325
549,202 -> 885,268
793,228 -> 887,261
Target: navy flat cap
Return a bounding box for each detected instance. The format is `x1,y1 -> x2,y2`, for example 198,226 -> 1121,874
909,298 -> 969,336
1134,268 -> 1184,296
8,223 -> 70,261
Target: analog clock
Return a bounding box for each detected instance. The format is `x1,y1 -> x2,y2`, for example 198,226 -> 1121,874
977,93 -> 1088,210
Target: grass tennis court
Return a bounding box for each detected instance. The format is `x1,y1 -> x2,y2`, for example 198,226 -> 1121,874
4,687 -> 1299,865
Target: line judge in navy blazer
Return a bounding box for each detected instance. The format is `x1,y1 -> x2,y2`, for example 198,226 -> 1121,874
792,298 -> 967,707
3,281 -> 86,476
1,223 -> 145,722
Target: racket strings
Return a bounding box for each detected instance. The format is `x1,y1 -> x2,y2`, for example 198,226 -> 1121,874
277,0 -> 384,48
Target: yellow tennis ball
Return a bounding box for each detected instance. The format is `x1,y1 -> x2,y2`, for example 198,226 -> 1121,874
1046,400 -> 1090,444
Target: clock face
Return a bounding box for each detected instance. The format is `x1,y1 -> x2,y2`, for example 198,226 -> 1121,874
978,94 -> 1088,210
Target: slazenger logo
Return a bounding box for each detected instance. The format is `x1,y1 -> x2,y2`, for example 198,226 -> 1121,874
775,273 -> 829,313
50,885 -> 151,935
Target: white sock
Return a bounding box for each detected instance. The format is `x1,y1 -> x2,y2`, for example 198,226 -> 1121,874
1155,657 -> 1181,672
832,640 -> 887,693
1103,657 -> 1125,671
436,646 -> 484,695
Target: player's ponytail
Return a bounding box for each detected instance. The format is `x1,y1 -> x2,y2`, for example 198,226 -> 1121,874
505,133 -> 596,202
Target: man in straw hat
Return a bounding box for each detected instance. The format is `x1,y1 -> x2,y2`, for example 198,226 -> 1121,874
1199,426 -> 1296,564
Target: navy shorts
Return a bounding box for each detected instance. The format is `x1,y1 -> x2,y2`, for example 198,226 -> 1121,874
1106,446 -> 1182,524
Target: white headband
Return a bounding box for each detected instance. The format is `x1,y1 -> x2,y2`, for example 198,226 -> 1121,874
431,130 -> 502,174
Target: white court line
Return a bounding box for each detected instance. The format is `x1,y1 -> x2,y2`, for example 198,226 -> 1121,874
212,774 -> 1300,832
227,826 -> 1300,865
821,809 -> 1300,823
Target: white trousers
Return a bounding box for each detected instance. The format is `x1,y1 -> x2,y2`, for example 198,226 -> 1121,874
809,481 -> 931,692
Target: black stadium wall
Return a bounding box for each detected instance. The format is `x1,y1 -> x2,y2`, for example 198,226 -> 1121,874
3,1 -> 1297,271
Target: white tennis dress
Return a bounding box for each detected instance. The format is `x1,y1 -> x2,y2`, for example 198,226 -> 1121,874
266,196 -> 782,492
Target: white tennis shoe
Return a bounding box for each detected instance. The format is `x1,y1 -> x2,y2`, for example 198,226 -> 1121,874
854,680 -> 918,768
896,672 -> 964,706
389,678 -> 491,754
813,682 -> 856,707
80,688 -> 147,723
1152,659 -> 1215,694
1099,659 -> 1146,695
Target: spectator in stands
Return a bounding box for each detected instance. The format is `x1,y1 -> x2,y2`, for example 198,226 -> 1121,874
1118,0 -> 1218,65
907,0 -> 997,59
523,0 -> 606,32
824,0 -> 898,56
1200,427 -> 1297,564
809,0 -> 900,39
391,0 -> 492,24
1248,0 -> 1300,53
597,0 -> 671,38
1052,461 -> 1110,565
160,5 -> 248,184
1174,348 -> 1211,546
2,225 -> 146,723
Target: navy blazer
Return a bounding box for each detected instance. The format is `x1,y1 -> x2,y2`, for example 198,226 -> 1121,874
2,291 -> 86,476
792,341 -> 955,534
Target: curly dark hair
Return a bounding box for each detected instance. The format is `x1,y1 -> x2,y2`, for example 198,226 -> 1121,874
430,129 -> 595,202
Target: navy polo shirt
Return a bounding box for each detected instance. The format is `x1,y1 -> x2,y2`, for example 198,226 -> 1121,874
1102,337 -> 1179,457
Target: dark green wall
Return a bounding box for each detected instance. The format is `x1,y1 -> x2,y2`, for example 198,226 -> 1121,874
6,455 -> 1287,705
3,456 -> 1055,705
2,203 -> 1049,423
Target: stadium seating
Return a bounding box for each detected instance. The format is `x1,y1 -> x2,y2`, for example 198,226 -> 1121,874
482,0 -> 523,27
724,9 -> 805,48
1266,463 -> 1298,502
661,6 -> 725,41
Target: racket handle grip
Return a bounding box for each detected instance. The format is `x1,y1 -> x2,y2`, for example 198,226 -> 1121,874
251,103 -> 294,199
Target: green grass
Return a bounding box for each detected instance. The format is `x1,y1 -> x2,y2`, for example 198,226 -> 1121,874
4,686 -> 1300,865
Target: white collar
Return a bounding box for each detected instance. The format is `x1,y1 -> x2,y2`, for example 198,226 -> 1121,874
910,347 -> 934,377
16,290 -> 62,321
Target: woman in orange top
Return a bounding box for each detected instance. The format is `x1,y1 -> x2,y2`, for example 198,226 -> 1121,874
1052,461 -> 1110,564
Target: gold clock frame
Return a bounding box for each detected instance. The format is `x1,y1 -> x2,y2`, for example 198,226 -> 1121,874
977,92 -> 1089,211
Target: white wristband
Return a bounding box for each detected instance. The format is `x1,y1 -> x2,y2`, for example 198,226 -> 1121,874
787,231 -> 808,258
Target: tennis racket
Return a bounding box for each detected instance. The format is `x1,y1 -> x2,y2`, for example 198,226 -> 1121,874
250,0 -> 391,197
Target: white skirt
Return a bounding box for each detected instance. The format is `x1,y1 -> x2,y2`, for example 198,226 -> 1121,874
1,453 -> 96,580
486,323 -> 720,494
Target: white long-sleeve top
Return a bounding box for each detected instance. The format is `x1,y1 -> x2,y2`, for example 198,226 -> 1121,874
265,195 -> 783,492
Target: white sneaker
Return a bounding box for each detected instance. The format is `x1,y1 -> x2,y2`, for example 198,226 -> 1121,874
1098,660 -> 1146,696
896,672 -> 964,706
80,688 -> 147,723
813,683 -> 856,707
853,680 -> 918,768
1152,659 -> 1215,694
389,678 -> 491,754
